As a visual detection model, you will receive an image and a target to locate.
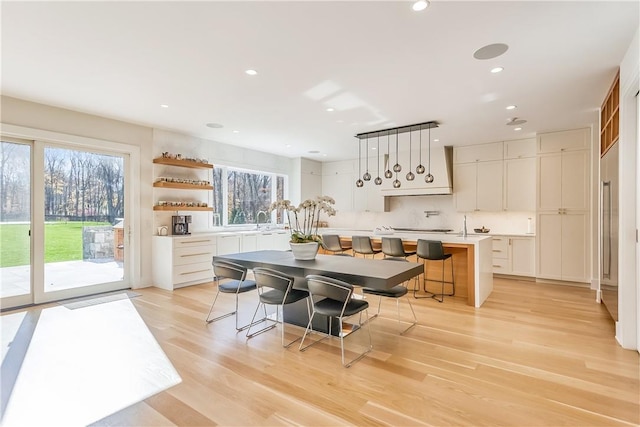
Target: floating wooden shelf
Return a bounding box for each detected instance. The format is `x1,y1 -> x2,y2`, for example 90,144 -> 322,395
600,70 -> 620,156
153,182 -> 213,190
153,157 -> 214,169
153,206 -> 213,212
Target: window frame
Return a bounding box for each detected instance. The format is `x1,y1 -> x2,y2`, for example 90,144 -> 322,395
211,164 -> 288,229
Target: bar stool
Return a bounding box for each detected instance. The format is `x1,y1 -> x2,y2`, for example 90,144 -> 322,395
351,235 -> 382,259
415,239 -> 455,303
321,234 -> 352,256
362,257 -> 417,335
381,237 -> 416,260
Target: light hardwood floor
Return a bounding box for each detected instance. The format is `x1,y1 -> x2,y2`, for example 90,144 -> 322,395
58,277 -> 639,425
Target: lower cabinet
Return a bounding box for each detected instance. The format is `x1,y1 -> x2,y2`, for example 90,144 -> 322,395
536,212 -> 588,282
152,235 -> 216,290
492,235 -> 535,277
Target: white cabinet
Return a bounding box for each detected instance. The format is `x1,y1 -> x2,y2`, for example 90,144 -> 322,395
537,212 -> 588,282
504,138 -> 537,159
241,233 -> 258,252
491,235 -> 535,277
538,150 -> 589,211
454,142 -> 503,163
257,231 -> 290,250
216,234 -> 241,255
152,235 -> 216,290
454,160 -> 503,212
537,128 -> 590,153
536,128 -> 590,283
322,160 -> 354,212
504,157 -> 536,211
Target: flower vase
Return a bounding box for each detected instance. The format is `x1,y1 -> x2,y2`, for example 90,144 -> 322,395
290,241 -> 319,260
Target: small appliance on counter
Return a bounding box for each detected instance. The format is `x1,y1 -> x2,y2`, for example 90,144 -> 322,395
172,215 -> 192,235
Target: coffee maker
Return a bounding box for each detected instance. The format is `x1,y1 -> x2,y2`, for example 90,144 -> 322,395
172,215 -> 192,235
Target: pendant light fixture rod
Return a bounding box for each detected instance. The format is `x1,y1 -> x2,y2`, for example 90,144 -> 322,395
355,120 -> 438,140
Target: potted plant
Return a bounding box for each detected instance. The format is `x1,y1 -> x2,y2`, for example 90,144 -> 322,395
269,196 -> 336,259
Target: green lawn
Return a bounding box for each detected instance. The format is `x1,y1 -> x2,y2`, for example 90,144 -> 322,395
0,222 -> 110,268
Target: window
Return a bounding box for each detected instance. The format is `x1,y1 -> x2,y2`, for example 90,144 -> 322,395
212,166 -> 287,227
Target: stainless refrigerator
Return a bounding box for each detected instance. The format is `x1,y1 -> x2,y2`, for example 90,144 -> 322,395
600,141 -> 619,321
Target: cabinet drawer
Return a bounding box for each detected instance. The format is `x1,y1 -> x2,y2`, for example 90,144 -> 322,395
174,236 -> 216,248
491,237 -> 509,258
173,262 -> 212,285
173,246 -> 214,266
492,258 -> 509,273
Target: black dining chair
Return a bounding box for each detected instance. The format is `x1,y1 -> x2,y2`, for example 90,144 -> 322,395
206,259 -> 262,330
415,239 -> 455,302
362,257 -> 417,335
299,274 -> 373,367
245,267 -> 310,347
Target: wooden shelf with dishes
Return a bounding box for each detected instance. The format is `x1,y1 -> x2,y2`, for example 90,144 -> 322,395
153,181 -> 213,190
600,69 -> 620,157
153,155 -> 215,212
153,157 -> 214,169
153,205 -> 213,212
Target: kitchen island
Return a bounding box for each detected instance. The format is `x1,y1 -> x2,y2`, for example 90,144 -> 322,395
320,229 -> 493,307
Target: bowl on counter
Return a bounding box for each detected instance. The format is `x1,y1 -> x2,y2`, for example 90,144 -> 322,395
474,227 -> 490,233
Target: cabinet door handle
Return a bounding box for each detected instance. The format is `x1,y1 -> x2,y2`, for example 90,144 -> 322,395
492,265 -> 501,268
492,250 -> 501,252
181,252 -> 209,257
180,239 -> 211,244
180,269 -> 210,276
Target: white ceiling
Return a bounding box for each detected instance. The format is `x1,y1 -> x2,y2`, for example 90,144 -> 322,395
1,1 -> 637,161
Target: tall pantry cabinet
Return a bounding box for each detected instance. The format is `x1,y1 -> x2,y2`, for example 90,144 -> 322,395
536,128 -> 590,282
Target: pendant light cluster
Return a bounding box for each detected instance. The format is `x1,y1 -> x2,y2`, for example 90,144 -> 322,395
355,121 -> 438,188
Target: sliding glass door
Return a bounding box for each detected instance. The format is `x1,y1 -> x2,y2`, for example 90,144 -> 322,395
0,139 -> 32,308
1,137 -> 132,309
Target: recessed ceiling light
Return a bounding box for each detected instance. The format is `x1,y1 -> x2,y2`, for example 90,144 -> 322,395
412,0 -> 429,11
490,67 -> 504,74
372,147 -> 377,150
514,127 -> 522,131
285,144 -> 292,148
506,105 -> 517,110
232,130 -> 240,133
473,43 -> 509,60
434,139 -> 439,142
326,107 -> 334,112
160,104 -> 169,108
206,123 -> 224,128
322,154 -> 327,157
245,69 -> 258,76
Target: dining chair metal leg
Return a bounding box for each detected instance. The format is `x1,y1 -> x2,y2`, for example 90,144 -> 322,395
206,287 -> 236,323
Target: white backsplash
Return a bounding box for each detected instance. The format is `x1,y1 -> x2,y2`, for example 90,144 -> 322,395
327,195 -> 535,235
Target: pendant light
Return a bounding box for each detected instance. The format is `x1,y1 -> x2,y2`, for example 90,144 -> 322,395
384,133 -> 393,178
356,140 -> 364,187
425,125 -> 434,183
416,125 -> 425,174
393,130 -> 402,188
374,134 -> 382,185
406,127 -> 415,181
363,135 -> 371,181
392,129 -> 402,172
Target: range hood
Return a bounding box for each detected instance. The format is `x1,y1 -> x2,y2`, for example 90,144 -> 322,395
380,146 -> 453,196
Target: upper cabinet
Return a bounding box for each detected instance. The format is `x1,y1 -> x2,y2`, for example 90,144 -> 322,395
454,143 -> 503,212
537,128 -> 590,154
503,138 -> 536,212
600,69 -> 620,156
153,156 -> 214,211
454,142 -> 503,163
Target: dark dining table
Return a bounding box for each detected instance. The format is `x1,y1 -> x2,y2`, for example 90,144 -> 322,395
213,250 -> 423,334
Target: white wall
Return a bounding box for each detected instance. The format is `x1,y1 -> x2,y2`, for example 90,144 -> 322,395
152,129 -> 299,233
616,28 -> 639,350
1,95 -> 155,288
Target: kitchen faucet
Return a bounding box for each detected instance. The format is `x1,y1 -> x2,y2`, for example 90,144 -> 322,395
256,210 -> 269,230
